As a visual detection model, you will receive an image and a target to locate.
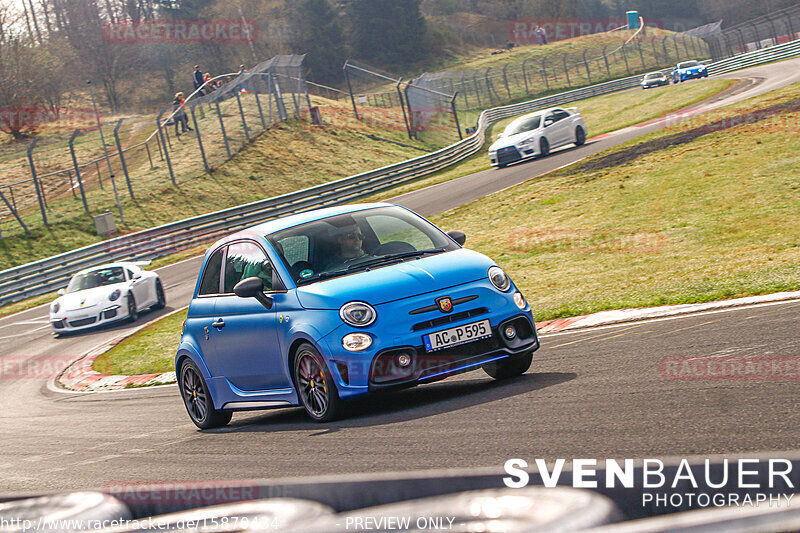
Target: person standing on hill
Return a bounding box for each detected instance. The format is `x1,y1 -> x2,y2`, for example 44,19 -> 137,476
172,92 -> 192,136
193,65 -> 204,93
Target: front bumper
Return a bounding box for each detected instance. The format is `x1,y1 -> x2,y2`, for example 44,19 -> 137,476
51,304 -> 125,333
490,145 -> 537,167
679,70 -> 707,80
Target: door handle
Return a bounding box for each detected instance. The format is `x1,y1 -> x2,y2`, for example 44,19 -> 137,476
211,319 -> 225,329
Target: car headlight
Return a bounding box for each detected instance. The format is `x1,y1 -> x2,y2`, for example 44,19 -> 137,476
513,291 -> 527,310
342,333 -> 373,352
488,266 -> 511,292
518,136 -> 537,147
109,289 -> 121,301
51,302 -> 60,314
339,301 -> 376,327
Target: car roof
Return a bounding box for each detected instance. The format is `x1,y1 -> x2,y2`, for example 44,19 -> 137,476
204,202 -> 399,253
72,262 -> 143,277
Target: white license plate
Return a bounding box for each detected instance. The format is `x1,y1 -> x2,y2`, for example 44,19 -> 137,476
423,319 -> 492,352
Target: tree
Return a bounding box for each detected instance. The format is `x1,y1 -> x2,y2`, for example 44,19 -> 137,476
343,0 -> 431,67
292,0 -> 346,84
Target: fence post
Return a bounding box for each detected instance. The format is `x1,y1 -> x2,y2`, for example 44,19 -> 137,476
253,77 -> 267,129
191,107 -> 210,173
562,54 -> 572,87
662,36 -> 671,62
25,138 -> 48,226
541,58 -> 550,91
521,58 -> 530,94
155,110 -> 176,185
214,102 -> 232,158
621,43 -> 631,74
272,73 -> 288,121
450,93 -> 462,140
0,188 -> 28,233
235,91 -> 250,142
502,64 -> 511,99
403,83 -> 418,139
484,68 -> 496,105
343,61 -> 360,120
68,130 -> 89,214
460,72 -> 469,108
113,118 -> 134,200
472,72 -> 483,107
673,34 -> 681,59
637,39 -> 646,69
602,46 -> 611,76
582,49 -> 592,84
396,79 -> 412,140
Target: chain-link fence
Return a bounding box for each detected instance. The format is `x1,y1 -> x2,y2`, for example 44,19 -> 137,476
0,55 -> 310,239
344,25 -> 711,144
700,4 -> 800,61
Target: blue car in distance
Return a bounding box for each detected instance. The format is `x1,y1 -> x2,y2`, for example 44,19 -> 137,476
176,203 -> 539,428
672,60 -> 708,83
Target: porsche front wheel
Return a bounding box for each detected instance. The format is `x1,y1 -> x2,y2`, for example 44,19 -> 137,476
126,294 -> 138,323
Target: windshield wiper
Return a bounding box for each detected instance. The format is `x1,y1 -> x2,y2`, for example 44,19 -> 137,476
346,248 -> 446,271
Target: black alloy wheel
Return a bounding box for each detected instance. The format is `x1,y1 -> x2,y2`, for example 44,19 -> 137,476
180,360 -> 232,429
294,344 -> 342,422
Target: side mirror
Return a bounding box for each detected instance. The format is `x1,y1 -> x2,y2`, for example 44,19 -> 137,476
132,272 -> 142,280
447,230 -> 466,246
57,289 -> 65,296
233,277 -> 273,310
496,133 -> 505,139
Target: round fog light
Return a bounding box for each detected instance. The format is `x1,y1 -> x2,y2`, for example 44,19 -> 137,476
504,326 -> 517,339
342,333 -> 372,352
513,291 -> 527,310
397,353 -> 412,367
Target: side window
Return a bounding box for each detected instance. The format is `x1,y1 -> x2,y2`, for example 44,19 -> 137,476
223,241 -> 273,293
199,249 -> 224,295
126,269 -> 135,280
365,215 -> 435,251
544,114 -> 555,125
553,110 -> 570,121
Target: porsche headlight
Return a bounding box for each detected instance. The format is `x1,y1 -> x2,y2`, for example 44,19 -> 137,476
339,301 -> 376,327
488,266 -> 511,292
109,289 -> 121,301
51,302 -> 60,314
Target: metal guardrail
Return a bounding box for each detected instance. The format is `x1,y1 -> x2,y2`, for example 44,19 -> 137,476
2,41 -> 799,306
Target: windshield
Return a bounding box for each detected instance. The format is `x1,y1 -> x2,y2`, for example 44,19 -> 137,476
66,267 -> 125,293
679,61 -> 700,68
645,72 -> 663,79
266,206 -> 459,285
503,114 -> 542,136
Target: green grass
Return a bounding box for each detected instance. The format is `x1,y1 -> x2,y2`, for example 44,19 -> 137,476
90,79 -> 800,378
429,85 -> 800,321
92,308 -> 187,376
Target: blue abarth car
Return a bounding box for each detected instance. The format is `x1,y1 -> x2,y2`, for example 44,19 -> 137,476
176,203 -> 539,428
672,60 -> 708,83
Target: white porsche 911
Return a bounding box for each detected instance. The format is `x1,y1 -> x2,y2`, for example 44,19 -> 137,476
50,262 -> 165,335
488,107 -> 587,168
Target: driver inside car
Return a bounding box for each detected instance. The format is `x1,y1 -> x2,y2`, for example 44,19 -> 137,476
325,225 -> 368,271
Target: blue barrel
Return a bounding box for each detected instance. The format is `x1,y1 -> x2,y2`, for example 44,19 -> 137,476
627,11 -> 640,29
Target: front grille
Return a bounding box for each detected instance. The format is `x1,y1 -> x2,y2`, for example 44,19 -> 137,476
409,295 -> 478,315
412,307 -> 488,332
497,146 -> 521,165
417,336 -> 501,379
69,317 -> 97,328
51,320 -> 65,329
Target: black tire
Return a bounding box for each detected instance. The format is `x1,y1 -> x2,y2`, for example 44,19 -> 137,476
293,343 -> 343,422
179,359 -> 232,429
151,280 -> 166,311
539,137 -> 550,157
483,350 -> 533,380
575,127 -> 586,146
497,163 -> 507,169
126,293 -> 138,323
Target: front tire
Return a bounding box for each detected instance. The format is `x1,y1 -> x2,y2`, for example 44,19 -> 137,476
151,280 -> 166,311
483,351 -> 533,380
126,293 -> 138,323
575,127 -> 586,146
293,344 -> 343,422
539,137 -> 550,157
180,359 -> 232,429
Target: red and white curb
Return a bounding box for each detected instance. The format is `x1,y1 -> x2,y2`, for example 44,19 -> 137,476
536,290 -> 800,334
56,307 -> 186,392
54,291 -> 800,392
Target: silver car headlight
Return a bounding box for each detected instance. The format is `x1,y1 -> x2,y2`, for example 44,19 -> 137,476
488,266 -> 511,292
339,301 -> 376,327
518,136 -> 537,147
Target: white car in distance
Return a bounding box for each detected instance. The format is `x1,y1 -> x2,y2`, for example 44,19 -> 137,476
50,262 -> 165,335
488,107 -> 587,168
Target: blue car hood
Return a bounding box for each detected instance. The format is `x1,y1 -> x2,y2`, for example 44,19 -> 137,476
295,249 -> 495,309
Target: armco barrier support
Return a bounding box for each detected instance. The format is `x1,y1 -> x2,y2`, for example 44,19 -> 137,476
2,41 -> 800,306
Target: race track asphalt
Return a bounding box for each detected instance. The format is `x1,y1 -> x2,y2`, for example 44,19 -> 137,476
1,58 -> 799,494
